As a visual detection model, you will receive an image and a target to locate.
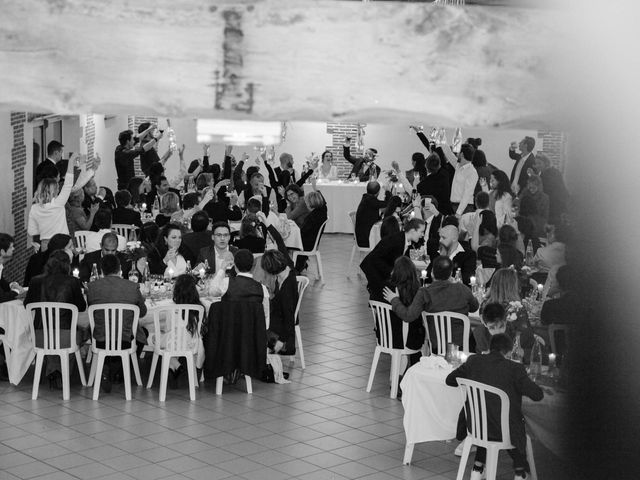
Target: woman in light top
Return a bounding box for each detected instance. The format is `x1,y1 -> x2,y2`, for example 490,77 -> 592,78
155,192 -> 180,228
147,223 -> 190,276
480,169 -> 513,228
317,151 -> 338,180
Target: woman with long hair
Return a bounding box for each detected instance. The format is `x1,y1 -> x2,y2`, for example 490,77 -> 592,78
155,192 -> 180,228
24,233 -> 78,285
147,223 -> 190,276
480,169 -> 513,228
24,250 -> 86,389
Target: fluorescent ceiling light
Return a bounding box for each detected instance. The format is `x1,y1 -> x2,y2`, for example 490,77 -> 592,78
197,119 -> 282,146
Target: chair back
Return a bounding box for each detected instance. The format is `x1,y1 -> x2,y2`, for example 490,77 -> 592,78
88,304 -> 140,352
153,304 -> 205,353
369,300 -> 408,351
309,219 -> 328,253
26,302 -> 79,351
422,311 -> 470,356
457,378 -> 512,449
294,276 -> 310,326
74,230 -> 91,250
548,324 -> 571,355
112,224 -> 138,241
348,211 -> 358,243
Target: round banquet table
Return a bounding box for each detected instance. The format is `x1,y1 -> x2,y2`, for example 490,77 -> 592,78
304,181 -> 367,233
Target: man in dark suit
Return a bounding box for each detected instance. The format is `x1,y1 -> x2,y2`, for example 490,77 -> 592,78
508,136 -> 537,197
437,225 -> 476,286
87,254 -> 147,392
202,190 -> 242,223
146,176 -> 182,212
181,211 -> 213,265
114,127 -> 151,190
343,138 -> 381,182
446,334 -> 543,480
416,153 -> 452,215
354,181 -> 390,247
35,140 -> 64,184
0,233 -> 21,303
112,190 -> 142,228
195,222 -> 238,274
414,195 -> 443,259
361,218 -> 425,300
79,233 -> 130,283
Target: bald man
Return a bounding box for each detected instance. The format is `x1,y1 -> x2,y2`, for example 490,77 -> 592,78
436,224 -> 476,286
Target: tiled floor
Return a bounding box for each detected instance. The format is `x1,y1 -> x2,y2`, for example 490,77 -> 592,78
0,234 -> 570,480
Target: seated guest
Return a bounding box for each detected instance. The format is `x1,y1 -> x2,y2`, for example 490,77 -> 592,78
147,223 -> 190,276
446,334 -> 543,480
87,254 -> 147,392
202,186 -> 241,223
112,190 -> 142,228
470,209 -> 498,255
81,178 -> 105,228
66,189 -> 99,238
533,223 -> 568,274
24,250 -> 86,389
0,233 -> 23,303
261,250 -> 298,356
473,302 -> 508,354
140,222 -> 159,245
146,175 -> 182,213
361,218 -> 425,300
79,232 -> 131,283
414,195 -> 443,259
204,249 -> 269,382
246,197 -> 278,227
170,192 -> 199,226
84,209 -> 126,253
284,184 -> 309,227
294,190 -> 328,273
237,172 -> 276,214
541,265 -> 583,325
355,180 -> 390,248
416,152 -> 452,216
235,212 -> 287,256
437,225 -> 477,286
24,233 -> 78,286
181,211 -> 213,265
519,175 -> 549,239
384,255 -> 478,352
195,222 -> 238,274
126,177 -> 145,206
480,268 -> 534,351
155,191 -> 181,228
380,195 -> 403,239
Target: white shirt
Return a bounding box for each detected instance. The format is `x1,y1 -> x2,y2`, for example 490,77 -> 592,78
28,171 -> 75,240
210,271 -> 270,328
214,246 -> 229,271
450,163 -> 478,215
494,192 -> 513,228
84,229 -> 127,253
511,152 -> 532,193
447,242 -> 466,261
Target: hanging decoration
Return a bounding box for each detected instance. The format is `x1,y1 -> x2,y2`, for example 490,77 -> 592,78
433,0 -> 465,5
280,121 -> 288,143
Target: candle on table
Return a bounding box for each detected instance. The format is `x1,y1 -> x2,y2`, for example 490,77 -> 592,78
199,267 -> 205,278
470,276 -> 476,286
168,268 -> 174,279
548,353 -> 556,367
72,268 -> 79,278
141,203 -> 147,210
537,284 -> 544,293
421,269 -> 427,280
459,352 -> 468,363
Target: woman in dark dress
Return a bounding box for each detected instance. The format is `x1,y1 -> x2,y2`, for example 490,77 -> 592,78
24,233 -> 79,286
261,250 -> 298,356
147,223 -> 191,276
24,250 -> 86,389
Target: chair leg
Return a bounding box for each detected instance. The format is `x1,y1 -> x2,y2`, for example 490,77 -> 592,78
390,352 -> 401,399
159,355 -> 170,402
185,355 -> 196,401
32,352 -> 44,400
60,353 -> 70,401
85,345 -> 93,365
315,252 -> 324,283
75,350 -> 87,386
485,446 -> 499,480
403,442 -> 415,465
92,353 -> 106,400
455,437 -> 474,480
122,354 -> 132,400
295,325 -> 305,369
146,352 -> 159,388
215,376 -> 223,395
88,351 -> 98,386
366,347 -> 381,393
526,435 -> 538,480
130,352 -> 142,386
245,375 -> 252,394
347,244 -> 357,276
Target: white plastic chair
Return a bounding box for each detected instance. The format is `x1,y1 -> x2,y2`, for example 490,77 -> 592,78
346,211 -> 371,275
455,378 -> 537,480
112,224 -> 138,241
87,304 -> 142,400
215,375 -> 253,395
548,324 -> 571,355
422,311 -> 470,356
146,304 -> 205,401
284,276 -> 310,369
74,230 -> 91,251
292,219 -> 327,282
26,302 -> 87,400
366,301 -> 421,399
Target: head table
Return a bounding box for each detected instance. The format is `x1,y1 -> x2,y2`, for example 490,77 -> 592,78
304,181 -> 367,234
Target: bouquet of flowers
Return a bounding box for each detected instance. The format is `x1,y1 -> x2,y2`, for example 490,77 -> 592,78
506,300 -> 525,322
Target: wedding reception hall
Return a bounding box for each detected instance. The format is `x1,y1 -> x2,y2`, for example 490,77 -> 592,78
0,0 -> 638,480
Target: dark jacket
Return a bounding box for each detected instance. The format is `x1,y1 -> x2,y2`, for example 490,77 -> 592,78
24,251 -> 80,286
361,232 -> 409,298
196,245 -> 239,274
355,192 -> 389,247
115,145 -> 142,190
540,167 -> 569,223
446,351 -> 543,454
203,200 -> 242,223
343,146 -> 381,182
0,274 -> 18,303
451,244 -> 478,287
24,273 -> 86,330
79,250 -> 131,283
416,169 -> 452,215
112,207 -> 142,229
508,151 -> 537,195
300,203 -> 328,251
35,158 -> 59,184
182,231 -> 214,265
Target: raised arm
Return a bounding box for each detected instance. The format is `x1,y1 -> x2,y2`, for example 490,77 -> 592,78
342,137 -> 356,166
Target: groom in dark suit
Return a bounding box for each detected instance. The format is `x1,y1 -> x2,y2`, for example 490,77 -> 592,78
343,137 -> 381,182
508,136 -> 537,197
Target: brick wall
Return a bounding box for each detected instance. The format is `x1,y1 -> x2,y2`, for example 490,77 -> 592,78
537,130 -> 567,173
85,114 -> 95,163
7,112 -> 29,283
326,122 -> 364,178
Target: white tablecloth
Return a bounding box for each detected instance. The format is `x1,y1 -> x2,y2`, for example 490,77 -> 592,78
304,181 -> 366,233
0,301 -> 36,385
369,221 -> 382,249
